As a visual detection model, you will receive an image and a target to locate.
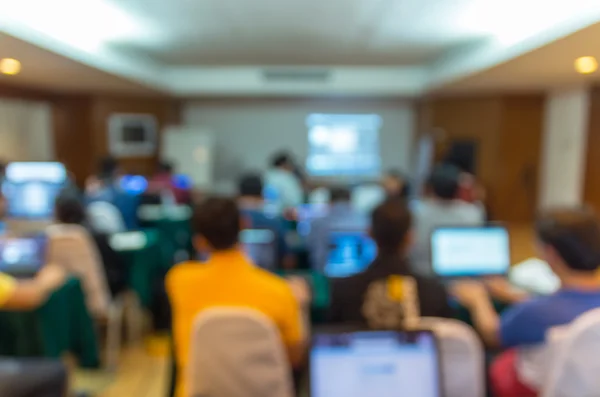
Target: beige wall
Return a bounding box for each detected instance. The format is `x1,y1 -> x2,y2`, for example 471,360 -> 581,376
539,87 -> 590,208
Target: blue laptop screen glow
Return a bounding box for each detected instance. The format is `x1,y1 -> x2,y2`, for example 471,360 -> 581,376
311,331 -> 441,397
120,175 -> 148,195
431,226 -> 510,277
3,162 -> 67,219
326,231 -> 376,277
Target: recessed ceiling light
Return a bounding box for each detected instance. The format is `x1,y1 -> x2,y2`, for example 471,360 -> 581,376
575,56 -> 598,75
0,58 -> 21,75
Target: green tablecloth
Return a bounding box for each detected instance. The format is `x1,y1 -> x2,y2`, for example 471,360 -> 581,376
0,278 -> 100,368
113,229 -> 166,308
138,206 -> 193,264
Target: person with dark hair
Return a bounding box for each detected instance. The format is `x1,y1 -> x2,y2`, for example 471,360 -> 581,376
237,173 -> 291,268
453,207 -> 600,397
382,169 -> 410,199
264,150 -> 304,211
148,161 -> 191,204
84,156 -> 139,230
328,199 -> 453,326
166,197 -> 305,397
47,194 -> 110,318
308,186 -> 368,272
410,164 -> 485,275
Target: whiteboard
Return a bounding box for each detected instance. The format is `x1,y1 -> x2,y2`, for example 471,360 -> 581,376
162,127 -> 214,189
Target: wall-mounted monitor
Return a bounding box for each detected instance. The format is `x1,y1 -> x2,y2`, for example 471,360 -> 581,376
108,114 -> 157,158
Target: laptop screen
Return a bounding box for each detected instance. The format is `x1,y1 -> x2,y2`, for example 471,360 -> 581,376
311,330 -> 441,397
240,229 -> 276,271
3,162 -> 67,219
120,175 -> 148,195
326,230 -> 376,278
431,226 -> 510,277
0,236 -> 47,276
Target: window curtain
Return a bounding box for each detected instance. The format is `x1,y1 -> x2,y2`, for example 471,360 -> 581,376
0,99 -> 53,162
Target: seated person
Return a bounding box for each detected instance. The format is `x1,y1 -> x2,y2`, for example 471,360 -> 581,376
166,197 -> 305,397
264,152 -> 304,213
0,267 -> 67,397
237,173 -> 292,268
382,169 -> 410,200
308,187 -> 369,272
0,264 -> 65,310
47,193 -> 111,318
147,161 -> 191,205
452,207 -> 600,397
328,199 -> 454,327
410,164 -> 485,276
85,156 -> 138,230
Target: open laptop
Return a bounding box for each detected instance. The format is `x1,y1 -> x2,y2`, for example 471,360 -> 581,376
240,229 -> 277,271
325,230 -> 377,278
0,236 -> 47,278
431,225 -> 510,278
310,329 -> 442,397
3,162 -> 67,220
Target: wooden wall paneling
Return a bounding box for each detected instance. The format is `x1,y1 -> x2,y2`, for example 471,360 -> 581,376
496,95 -> 545,223
426,97 -> 503,215
89,97 -> 176,176
52,96 -> 94,185
584,88 -> 600,211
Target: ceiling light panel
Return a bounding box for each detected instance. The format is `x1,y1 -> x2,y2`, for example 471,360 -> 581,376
0,0 -> 162,51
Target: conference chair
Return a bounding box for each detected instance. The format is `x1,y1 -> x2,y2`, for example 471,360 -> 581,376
417,317 -> 486,397
87,201 -> 126,234
187,308 -> 294,397
542,308 -> 600,397
108,232 -> 150,345
0,358 -> 68,397
47,225 -> 134,370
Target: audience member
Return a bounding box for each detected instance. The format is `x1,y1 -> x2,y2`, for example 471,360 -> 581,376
0,265 -> 68,397
0,264 -> 65,310
410,164 -> 485,275
328,199 -> 454,327
166,197 -> 305,397
382,169 -> 410,200
308,186 -> 368,272
264,151 -> 304,212
237,173 -> 290,267
85,157 -> 138,230
148,161 -> 191,205
47,194 -> 111,318
453,207 -> 600,397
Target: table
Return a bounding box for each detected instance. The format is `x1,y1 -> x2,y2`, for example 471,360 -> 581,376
138,205 -> 193,265
0,278 -> 100,368
111,229 -> 167,308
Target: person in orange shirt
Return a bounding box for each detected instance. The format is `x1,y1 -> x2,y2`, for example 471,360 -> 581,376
166,197 -> 305,397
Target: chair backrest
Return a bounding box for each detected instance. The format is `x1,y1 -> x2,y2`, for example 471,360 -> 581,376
187,308 -> 294,397
542,308 -> 600,397
417,317 -> 485,397
87,201 -> 126,234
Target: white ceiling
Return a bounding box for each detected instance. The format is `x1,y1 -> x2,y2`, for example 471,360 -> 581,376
112,0 -> 488,66
2,0 -> 600,96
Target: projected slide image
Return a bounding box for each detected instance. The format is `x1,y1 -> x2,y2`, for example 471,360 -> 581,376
306,114 -> 381,177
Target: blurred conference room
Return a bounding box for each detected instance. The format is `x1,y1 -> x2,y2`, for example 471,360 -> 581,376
2,1 -> 600,397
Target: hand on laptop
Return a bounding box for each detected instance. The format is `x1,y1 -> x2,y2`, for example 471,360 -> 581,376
450,280 -> 489,308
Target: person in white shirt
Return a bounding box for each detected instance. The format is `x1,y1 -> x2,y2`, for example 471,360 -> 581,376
264,152 -> 304,213
410,164 -> 485,276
